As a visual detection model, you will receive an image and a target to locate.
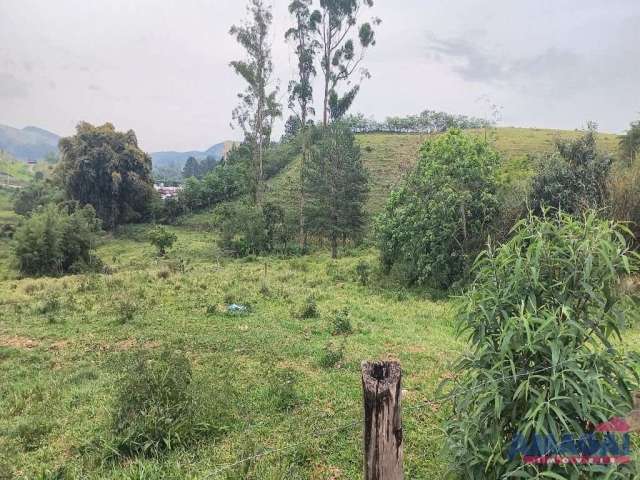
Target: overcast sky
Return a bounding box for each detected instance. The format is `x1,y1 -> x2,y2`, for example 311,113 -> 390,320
1,0 -> 639,152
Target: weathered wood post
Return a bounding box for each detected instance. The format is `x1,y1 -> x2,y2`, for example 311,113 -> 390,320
361,360 -> 403,480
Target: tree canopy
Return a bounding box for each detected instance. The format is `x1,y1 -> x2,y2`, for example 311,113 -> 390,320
377,129 -> 500,289
57,122 -> 155,229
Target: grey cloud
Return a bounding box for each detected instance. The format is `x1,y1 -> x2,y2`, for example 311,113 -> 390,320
88,84 -> 102,91
0,72 -> 28,98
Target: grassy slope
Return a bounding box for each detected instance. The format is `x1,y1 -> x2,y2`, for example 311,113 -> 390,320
0,128 -> 636,478
0,224 -> 638,478
0,225 -> 464,478
265,127 -> 620,215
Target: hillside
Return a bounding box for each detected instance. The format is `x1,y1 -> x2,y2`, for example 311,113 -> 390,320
264,127 -> 621,214
0,124 -> 60,161
151,141 -> 237,169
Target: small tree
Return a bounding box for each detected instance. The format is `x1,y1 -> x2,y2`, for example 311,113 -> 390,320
304,123 -> 369,258
376,129 -> 499,289
445,211 -> 640,479
229,0 -> 281,204
310,0 -> 380,126
13,203 -> 102,277
529,124 -> 611,215
149,226 -> 177,256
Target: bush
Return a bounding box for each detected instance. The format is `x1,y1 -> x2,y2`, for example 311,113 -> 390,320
332,308 -> 352,335
376,129 -> 500,289
297,295 -> 319,319
319,342 -> 344,368
110,349 -> 198,457
13,204 -> 102,277
216,202 -> 295,257
529,125 -> 611,215
445,211 -> 640,478
610,161 -> 640,244
148,226 -> 177,256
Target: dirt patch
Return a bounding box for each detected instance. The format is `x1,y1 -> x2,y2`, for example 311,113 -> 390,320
0,335 -> 40,349
49,340 -> 70,350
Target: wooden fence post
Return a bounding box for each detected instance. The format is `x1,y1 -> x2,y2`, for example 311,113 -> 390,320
361,360 -> 404,480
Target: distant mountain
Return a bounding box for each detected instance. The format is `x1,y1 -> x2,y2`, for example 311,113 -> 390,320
0,124 -> 60,161
151,141 -> 237,170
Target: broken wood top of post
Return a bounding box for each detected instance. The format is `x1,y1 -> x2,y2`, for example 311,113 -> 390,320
361,360 -> 401,398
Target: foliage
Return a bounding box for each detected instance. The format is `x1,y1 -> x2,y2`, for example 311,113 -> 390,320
332,308 -> 352,335
13,203 -> 102,277
176,142 -> 298,216
610,160 -> 640,243
354,260 -> 370,285
12,179 -> 63,216
181,156 -> 218,179
342,110 -> 492,134
377,129 -> 499,289
286,0 -> 318,129
619,119 -> 640,165
529,125 -> 612,215
310,0 -> 380,125
216,202 -> 295,257
110,349 -> 199,457
230,0 -> 282,203
297,294 -> 319,319
445,211 -> 640,479
319,342 -> 344,368
303,123 -> 369,258
148,226 -> 177,256
57,122 -> 155,229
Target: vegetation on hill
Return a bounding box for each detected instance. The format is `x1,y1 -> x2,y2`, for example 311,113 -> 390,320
262,127 -> 621,216
0,124 -> 60,161
57,122 -> 155,229
2,0 -> 640,477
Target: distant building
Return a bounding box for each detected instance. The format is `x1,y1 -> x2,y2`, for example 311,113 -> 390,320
154,183 -> 181,200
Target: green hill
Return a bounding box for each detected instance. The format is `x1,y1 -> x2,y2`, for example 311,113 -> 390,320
264,127 -> 621,215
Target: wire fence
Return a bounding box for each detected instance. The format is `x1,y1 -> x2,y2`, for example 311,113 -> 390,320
200,356 -> 599,478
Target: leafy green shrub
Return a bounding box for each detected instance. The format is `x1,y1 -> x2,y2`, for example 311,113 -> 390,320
376,129 -> 499,289
13,203 -> 102,277
445,211 -> 640,478
216,202 -> 295,257
148,226 -> 177,256
297,295 -> 319,319
110,349 -> 198,457
332,308 -> 352,335
319,342 -> 344,368
529,125 -> 611,215
354,260 -> 370,286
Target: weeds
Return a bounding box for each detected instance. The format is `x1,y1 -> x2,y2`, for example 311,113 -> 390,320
332,308 -> 353,335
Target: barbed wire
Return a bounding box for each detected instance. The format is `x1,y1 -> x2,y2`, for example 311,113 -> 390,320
200,356 -> 603,478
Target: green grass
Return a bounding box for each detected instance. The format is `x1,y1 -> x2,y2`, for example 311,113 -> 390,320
0,127 -> 636,478
0,224 -> 466,478
264,127 -> 620,214
0,221 -> 638,478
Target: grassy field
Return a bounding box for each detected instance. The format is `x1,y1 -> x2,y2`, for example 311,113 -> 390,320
1,127 -> 638,479
0,223 -> 468,479
265,127 -> 620,215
